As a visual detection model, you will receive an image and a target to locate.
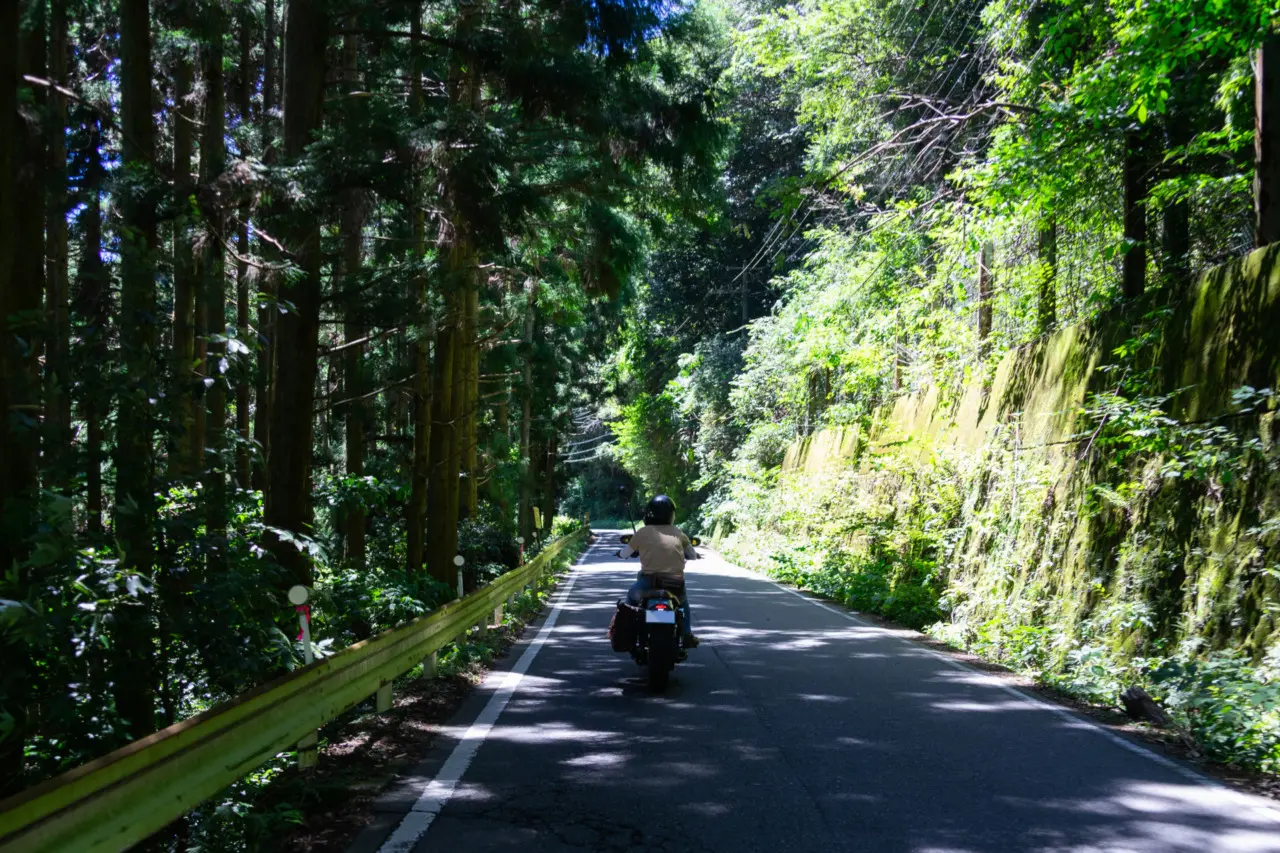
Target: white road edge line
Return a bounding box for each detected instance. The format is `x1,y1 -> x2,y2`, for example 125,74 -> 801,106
376,542 -> 597,853
731,555 -> 1280,823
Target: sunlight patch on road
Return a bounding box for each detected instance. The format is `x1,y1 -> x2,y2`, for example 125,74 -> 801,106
448,783 -> 497,803
561,751 -> 630,768
678,802 -> 733,817
1112,783 -> 1280,824
697,625 -> 881,650
927,698 -> 1046,714
483,721 -> 621,745
997,780 -> 1280,852
834,736 -> 887,749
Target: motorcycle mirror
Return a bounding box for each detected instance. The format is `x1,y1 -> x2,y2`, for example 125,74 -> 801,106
690,537 -> 701,547
619,534 -> 632,544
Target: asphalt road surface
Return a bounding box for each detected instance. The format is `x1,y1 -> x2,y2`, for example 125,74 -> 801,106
350,533 -> 1280,853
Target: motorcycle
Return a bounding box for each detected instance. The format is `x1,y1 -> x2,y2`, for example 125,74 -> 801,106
608,533 -> 700,690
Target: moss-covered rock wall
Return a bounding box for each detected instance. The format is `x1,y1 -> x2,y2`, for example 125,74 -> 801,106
731,244 -> 1280,678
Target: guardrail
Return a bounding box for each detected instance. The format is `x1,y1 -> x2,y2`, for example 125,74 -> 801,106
0,528 -> 589,853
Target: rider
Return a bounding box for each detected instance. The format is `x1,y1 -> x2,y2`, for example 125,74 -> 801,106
618,494 -> 700,648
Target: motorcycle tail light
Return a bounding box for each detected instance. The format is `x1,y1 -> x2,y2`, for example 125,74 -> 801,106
653,603 -> 670,610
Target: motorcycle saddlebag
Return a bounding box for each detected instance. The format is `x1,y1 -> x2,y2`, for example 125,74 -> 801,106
608,600 -> 639,652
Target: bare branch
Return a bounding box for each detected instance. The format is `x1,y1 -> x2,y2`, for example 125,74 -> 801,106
320,326 -> 405,357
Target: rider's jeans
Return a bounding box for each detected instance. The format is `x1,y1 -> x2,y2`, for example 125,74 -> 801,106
627,572 -> 692,634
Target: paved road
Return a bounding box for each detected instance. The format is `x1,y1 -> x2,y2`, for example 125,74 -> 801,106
352,534 -> 1280,853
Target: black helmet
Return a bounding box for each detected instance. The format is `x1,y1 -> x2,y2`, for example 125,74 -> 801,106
643,494 -> 676,525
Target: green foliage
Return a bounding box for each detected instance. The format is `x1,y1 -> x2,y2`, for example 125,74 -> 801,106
1148,649 -> 1280,772
611,390 -> 700,515
7,487 -> 302,780
312,567 -> 453,647
548,515 -> 582,540
313,471 -> 404,565
557,458 -> 636,525
458,518 -> 521,574
712,445 -> 956,631
737,543 -> 943,630
180,756 -> 304,853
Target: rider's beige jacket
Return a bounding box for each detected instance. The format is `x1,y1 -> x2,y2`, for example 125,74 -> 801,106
621,524 -> 692,580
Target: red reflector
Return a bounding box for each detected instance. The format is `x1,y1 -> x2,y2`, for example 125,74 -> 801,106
654,604 -> 669,610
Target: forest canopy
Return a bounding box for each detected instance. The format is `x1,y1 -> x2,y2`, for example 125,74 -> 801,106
605,0 -> 1280,520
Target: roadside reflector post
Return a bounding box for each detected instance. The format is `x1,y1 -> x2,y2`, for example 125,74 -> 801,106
516,536 -> 525,565
288,585 -> 319,769
454,554 -> 465,598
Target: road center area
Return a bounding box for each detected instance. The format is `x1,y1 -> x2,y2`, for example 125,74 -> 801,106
350,534 -> 1280,853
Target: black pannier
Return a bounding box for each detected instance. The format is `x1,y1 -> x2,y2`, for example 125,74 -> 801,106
608,600 -> 639,652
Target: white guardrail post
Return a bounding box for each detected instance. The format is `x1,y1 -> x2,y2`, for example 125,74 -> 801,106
288,585 -> 320,770
376,682 -> 393,713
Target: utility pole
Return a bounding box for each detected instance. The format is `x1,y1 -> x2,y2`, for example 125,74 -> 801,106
1257,34 -> 1280,247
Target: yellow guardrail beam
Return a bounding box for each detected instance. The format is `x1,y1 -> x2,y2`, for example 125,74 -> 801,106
0,528 -> 588,853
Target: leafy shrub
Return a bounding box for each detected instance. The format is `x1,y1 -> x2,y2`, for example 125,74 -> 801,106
312,471 -> 402,566
881,580 -> 941,630
739,422 -> 796,470
458,518 -> 519,572
1147,651 -> 1280,772
473,562 -> 508,585
766,547 -> 816,587
962,621 -> 1056,674
312,567 -> 452,645
755,545 -> 941,630
825,552 -> 892,612
549,515 -> 581,540
5,488 -> 305,782
1040,645 -> 1131,706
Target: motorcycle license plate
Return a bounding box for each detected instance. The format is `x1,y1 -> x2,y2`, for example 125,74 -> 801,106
646,610 -> 676,624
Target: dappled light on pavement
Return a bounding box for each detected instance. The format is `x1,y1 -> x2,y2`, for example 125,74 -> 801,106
353,535 -> 1280,853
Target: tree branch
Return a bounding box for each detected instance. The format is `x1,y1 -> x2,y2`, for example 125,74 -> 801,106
320,326 -> 404,357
